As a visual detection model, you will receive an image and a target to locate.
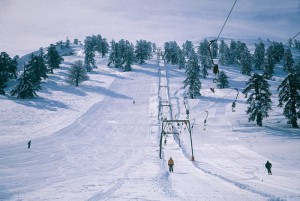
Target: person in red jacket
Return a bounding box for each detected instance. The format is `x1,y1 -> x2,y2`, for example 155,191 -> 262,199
168,157 -> 174,172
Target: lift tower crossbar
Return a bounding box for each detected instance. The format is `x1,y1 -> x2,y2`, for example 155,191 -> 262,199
159,119 -> 195,161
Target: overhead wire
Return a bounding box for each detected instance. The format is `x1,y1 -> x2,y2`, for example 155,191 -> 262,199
216,0 -> 238,41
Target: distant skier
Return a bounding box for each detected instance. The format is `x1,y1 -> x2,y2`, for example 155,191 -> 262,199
168,157 -> 174,172
164,137 -> 167,146
265,160 -> 272,175
28,140 -> 31,149
133,100 -> 135,104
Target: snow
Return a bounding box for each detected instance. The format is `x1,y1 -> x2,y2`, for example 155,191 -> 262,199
1,43 -> 300,200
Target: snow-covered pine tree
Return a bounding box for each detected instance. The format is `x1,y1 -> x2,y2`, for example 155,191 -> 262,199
253,41 -> 265,70
135,39 -> 152,64
182,40 -> 194,58
66,60 -> 89,87
178,49 -> 186,69
26,52 -> 48,88
123,41 -> 135,72
198,39 -> 213,77
108,39 -> 122,68
0,52 -> 18,94
183,53 -> 201,99
46,44 -> 64,74
65,38 -> 70,49
152,43 -> 157,52
219,43 -> 230,66
263,46 -> 276,79
278,72 -> 300,128
216,70 -> 229,89
242,73 -> 272,126
11,64 -> 38,99
164,41 -> 180,65
199,54 -> 209,78
219,40 -> 226,55
240,47 -> 252,76
84,36 -> 96,72
211,41 -> 218,59
100,38 -> 109,57
197,39 -> 210,59
229,40 -> 238,65
271,42 -> 285,63
8,55 -> 18,79
283,48 -> 294,73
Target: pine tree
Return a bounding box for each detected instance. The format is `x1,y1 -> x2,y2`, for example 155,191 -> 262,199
263,47 -> 276,79
183,53 -> 201,99
283,48 -> 294,73
217,70 -> 229,88
123,41 -> 135,72
182,40 -> 194,57
242,73 -> 272,126
84,36 -> 96,72
211,41 -> 218,59
219,40 -> 226,55
219,43 -> 230,66
100,38 -> 109,57
0,52 -> 18,94
135,39 -> 152,64
229,40 -> 238,65
199,55 -> 209,78
108,40 -> 122,68
65,38 -> 70,49
178,49 -> 186,69
46,44 -> 64,74
253,41 -> 265,70
152,43 -> 157,52
278,73 -> 300,128
164,41 -> 180,65
197,39 -> 210,59
67,60 -> 89,86
240,48 -> 252,76
11,65 -> 38,99
26,52 -> 47,88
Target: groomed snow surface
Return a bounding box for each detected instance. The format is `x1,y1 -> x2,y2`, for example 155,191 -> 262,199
0,44 -> 300,200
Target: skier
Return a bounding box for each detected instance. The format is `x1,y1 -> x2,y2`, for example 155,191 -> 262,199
133,100 -> 135,104
265,160 -> 272,175
28,140 -> 31,149
164,137 -> 167,146
168,157 -> 174,172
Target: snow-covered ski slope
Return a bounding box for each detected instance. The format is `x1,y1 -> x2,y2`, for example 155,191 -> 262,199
1,44 -> 300,200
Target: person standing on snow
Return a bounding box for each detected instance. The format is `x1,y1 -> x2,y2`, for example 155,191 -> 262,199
265,160 -> 272,175
28,140 -> 31,149
168,157 -> 174,172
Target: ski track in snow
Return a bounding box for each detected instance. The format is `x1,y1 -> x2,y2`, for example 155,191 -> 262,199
1,46 -> 300,200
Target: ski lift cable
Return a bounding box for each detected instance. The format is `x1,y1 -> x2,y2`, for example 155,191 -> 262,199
216,0 -> 238,41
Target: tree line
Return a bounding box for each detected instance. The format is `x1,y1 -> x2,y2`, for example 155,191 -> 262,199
1,35 -> 156,99
162,39 -> 300,128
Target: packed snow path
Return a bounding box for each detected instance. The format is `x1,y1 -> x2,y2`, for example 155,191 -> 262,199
1,55 -> 300,200
157,56 -> 273,200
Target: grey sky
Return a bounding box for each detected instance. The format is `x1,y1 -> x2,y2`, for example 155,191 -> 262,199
0,0 -> 299,56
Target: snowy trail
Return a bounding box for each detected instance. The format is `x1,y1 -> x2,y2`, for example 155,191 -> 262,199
166,66 -> 300,200
158,61 -> 266,200
0,63 -> 167,200
1,53 -> 300,200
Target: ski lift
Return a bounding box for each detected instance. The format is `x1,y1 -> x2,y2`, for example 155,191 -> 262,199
208,40 -> 219,93
232,88 -> 239,112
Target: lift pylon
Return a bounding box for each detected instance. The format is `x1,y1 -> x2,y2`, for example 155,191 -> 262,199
159,119 -> 195,161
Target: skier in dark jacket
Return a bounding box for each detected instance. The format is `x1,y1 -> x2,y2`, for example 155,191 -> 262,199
265,161 -> 272,175
28,140 -> 31,149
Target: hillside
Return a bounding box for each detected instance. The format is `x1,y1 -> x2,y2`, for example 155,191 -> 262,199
0,43 -> 300,201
